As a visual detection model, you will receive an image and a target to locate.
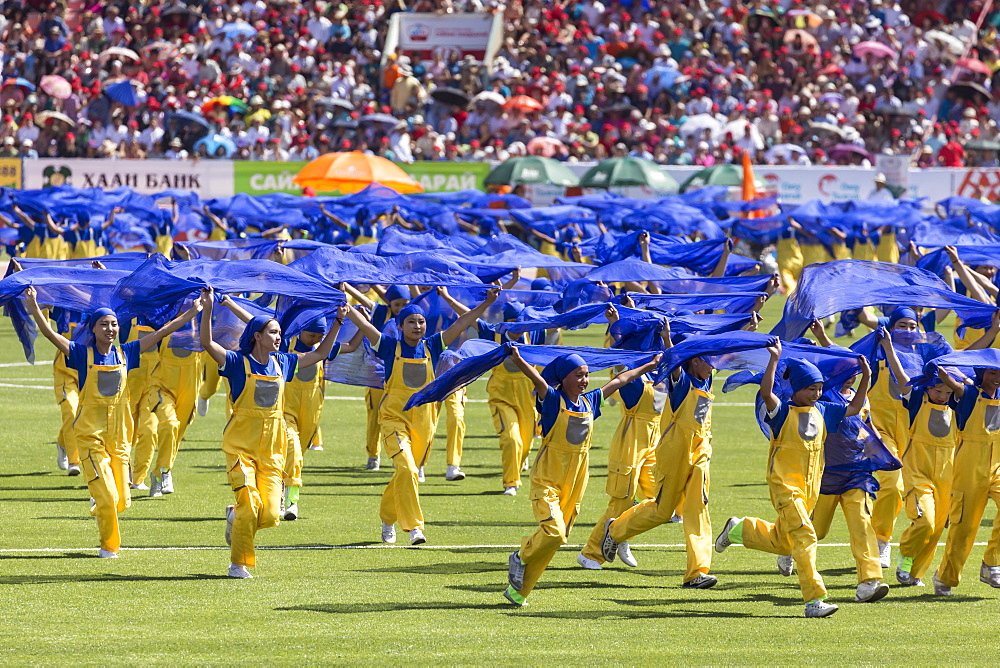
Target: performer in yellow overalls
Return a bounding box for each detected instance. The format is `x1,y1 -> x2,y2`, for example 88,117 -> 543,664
715,344 -> 871,618
124,318 -> 159,490
24,287 -> 200,557
776,229 -> 803,293
599,320 -> 718,588
51,311 -> 82,476
347,290 -> 499,546
932,354 -> 1000,595
503,348 -> 661,607
199,288 -> 341,578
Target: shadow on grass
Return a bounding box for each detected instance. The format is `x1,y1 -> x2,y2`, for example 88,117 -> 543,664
0,573 -> 230,584
277,601 -> 505,614
0,552 -> 95,560
0,471 -> 52,479
363,560 -> 501,576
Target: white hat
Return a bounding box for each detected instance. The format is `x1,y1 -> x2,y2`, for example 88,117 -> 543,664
874,172 -> 887,183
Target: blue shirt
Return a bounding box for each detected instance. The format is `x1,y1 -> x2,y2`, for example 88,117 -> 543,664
667,369 -> 712,413
67,340 -> 141,387
537,387 -> 603,438
764,399 -> 848,438
375,333 -> 445,382
220,350 -> 297,403
477,319 -> 546,345
281,337 -> 342,360
951,385 -> 1000,431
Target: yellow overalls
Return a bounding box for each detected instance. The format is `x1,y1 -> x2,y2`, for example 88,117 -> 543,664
852,236 -> 876,262
71,235 -> 100,259
875,229 -> 900,263
609,378 -> 714,581
198,350 -> 232,417
124,324 -> 158,474
365,386 -> 385,460
776,233 -> 803,293
134,335 -> 201,483
442,388 -> 466,468
938,392 -> 1000,587
156,232 -> 173,257
515,391 -> 596,599
811,403 -> 882,583
869,361 -> 908,544
799,240 -> 830,269
897,397 -> 955,580
53,349 -> 80,467
225,356 -> 287,568
742,404 -> 829,602
75,346 -> 132,553
378,341 -> 436,531
487,335 -> 537,489
581,377 -> 661,564
832,240 -> 851,261
283,336 -> 326,488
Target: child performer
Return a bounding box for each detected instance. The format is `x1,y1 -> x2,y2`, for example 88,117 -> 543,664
346,289 -> 499,545
24,287 -> 201,557
715,342 -> 871,618
504,348 -> 661,607
200,289 -> 343,578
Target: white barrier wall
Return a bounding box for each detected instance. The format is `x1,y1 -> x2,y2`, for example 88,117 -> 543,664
21,158 -> 235,197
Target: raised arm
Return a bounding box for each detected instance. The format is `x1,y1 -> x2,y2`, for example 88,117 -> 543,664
139,299 -> 202,353
877,327 -> 910,388
760,340 -> 782,413
601,354 -> 662,399
101,207 -> 124,231
508,344 -> 549,398
345,303 -> 382,344
436,286 -> 471,316
965,310 -> 1000,350
220,294 -> 254,323
12,205 -> 36,228
319,204 -> 350,230
23,286 -> 71,356
441,287 -> 499,346
936,366 -> 965,399
844,356 -> 871,417
297,306 -> 347,368
809,319 -> 834,347
946,245 -> 990,304
45,214 -> 66,235
709,238 -> 732,277
199,288 -> 228,366
339,282 -> 375,310
500,268 -> 521,291
339,327 -> 366,354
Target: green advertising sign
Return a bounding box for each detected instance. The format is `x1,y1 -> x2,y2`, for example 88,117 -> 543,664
233,160 -> 490,195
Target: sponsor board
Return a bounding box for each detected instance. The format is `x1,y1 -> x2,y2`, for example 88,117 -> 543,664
22,158 -> 233,196
0,158 -> 21,187
396,13 -> 496,59
234,161 -> 306,195
398,162 -> 489,192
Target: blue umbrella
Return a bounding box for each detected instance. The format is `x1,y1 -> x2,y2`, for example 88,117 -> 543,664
2,77 -> 36,92
220,21 -> 257,40
643,65 -> 679,92
104,80 -> 141,107
193,134 -> 237,158
165,110 -> 211,130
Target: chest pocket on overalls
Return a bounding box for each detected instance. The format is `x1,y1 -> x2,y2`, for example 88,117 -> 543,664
652,387 -> 667,414
97,367 -> 123,397
927,408 -> 952,438
296,364 -> 318,383
253,377 -> 280,408
984,402 -> 1000,433
402,358 -> 428,389
565,410 -> 593,446
171,346 -> 193,358
798,411 -> 820,441
693,393 -> 712,424
502,356 -> 521,373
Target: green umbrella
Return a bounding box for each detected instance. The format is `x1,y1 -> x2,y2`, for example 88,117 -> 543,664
965,139 -> 1000,151
484,156 -> 580,187
679,164 -> 763,193
578,157 -> 678,190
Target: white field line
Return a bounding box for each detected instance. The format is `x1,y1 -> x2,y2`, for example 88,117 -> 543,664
0,542 -> 979,554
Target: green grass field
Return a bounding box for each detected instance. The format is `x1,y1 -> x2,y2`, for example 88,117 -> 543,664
1,295 -> 998,664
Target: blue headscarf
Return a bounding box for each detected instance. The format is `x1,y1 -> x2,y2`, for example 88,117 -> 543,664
531,277 -> 553,291
888,306 -> 917,329
541,352 -> 588,387
395,303 -> 426,327
239,315 -> 277,355
301,316 -> 327,334
786,358 -> 824,393
502,301 -> 525,322
384,285 -> 409,304
86,307 -> 117,332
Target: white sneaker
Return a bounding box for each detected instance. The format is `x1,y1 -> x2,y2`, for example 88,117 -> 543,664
933,571 -> 952,596
381,522 -> 396,544
855,579 -> 889,602
980,562 -> 1000,588
225,505 -> 235,546
149,475 -> 163,498
196,397 -> 209,417
410,528 -> 426,545
283,503 -> 298,521
576,552 -> 602,570
878,540 -> 891,568
307,444 -> 324,451
67,463 -> 81,477
130,482 -> 149,491
366,457 -> 380,471
160,470 -> 174,494
715,517 -> 740,553
521,459 -> 529,472
617,542 -> 638,567
804,599 -> 839,618
777,555 -> 794,577
228,564 -> 252,579
98,549 -> 118,558
56,445 -> 68,470
669,514 -> 683,523
417,467 -> 425,483
445,465 -> 466,481
896,567 -> 921,587
503,486 -> 517,496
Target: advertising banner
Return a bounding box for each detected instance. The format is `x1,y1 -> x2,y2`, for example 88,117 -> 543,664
398,161 -> 490,193
0,158 -> 21,188
395,13 -> 498,60
21,158 -> 234,197
234,161 -> 306,195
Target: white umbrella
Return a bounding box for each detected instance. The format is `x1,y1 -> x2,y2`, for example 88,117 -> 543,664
679,113 -> 723,140
764,143 -> 809,164
472,91 -> 505,106
924,30 -> 964,57
722,119 -> 764,149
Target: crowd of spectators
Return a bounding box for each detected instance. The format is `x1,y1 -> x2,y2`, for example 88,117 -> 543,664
1,1 -> 999,168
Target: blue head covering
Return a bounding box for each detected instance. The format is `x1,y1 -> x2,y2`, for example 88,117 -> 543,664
785,359 -> 824,393
384,285 -> 409,304
301,316 -> 327,334
86,307 -> 117,332
239,315 -> 277,355
541,353 -> 588,387
72,307 -> 118,347
531,277 -> 553,291
395,303 -> 426,327
888,306 -> 917,329
502,301 -> 525,322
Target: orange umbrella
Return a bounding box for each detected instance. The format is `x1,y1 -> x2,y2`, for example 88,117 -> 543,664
293,151 -> 423,194
504,94 -> 544,113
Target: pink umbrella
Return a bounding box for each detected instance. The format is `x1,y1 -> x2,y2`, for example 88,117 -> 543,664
956,57 -> 992,76
526,136 -> 567,158
40,75 -> 72,100
852,41 -> 898,60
